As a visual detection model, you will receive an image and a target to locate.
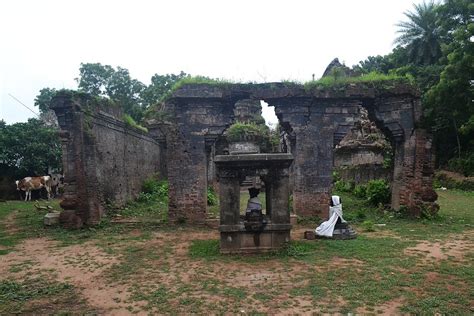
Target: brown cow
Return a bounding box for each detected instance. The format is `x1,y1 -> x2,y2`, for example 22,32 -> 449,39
15,176 -> 52,201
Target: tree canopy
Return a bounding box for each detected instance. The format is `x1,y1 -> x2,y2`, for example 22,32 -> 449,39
354,0 -> 474,175
74,63 -> 188,122
0,119 -> 62,178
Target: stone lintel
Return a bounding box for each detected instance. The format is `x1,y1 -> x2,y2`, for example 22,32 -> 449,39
169,82 -> 419,101
214,153 -> 294,169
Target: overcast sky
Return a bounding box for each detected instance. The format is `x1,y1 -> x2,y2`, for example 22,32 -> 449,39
0,0 -> 423,124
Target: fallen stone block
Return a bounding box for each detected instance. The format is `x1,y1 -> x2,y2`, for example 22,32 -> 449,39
44,212 -> 60,226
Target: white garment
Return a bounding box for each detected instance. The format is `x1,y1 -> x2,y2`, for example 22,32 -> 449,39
315,196 -> 346,237
246,197 -> 262,211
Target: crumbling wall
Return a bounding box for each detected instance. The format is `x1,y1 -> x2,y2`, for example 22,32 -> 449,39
148,93 -> 235,224
159,82 -> 437,221
51,91 -> 162,227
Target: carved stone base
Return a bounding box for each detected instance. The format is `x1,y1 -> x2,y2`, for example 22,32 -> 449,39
220,223 -> 291,254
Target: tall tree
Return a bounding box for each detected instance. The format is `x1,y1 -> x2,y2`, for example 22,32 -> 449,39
105,67 -> 146,122
394,1 -> 443,65
423,0 -> 474,170
0,119 -> 62,177
141,71 -> 188,105
76,63 -> 114,96
34,87 -> 60,127
76,63 -> 146,121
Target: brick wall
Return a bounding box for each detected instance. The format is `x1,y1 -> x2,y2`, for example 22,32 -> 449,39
51,92 -> 162,227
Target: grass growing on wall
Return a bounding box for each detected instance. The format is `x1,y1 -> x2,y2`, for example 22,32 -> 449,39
122,114 -> 148,133
304,72 -> 414,91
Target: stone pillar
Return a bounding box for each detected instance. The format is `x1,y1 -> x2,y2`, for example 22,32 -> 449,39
269,169 -> 290,224
291,119 -> 333,219
217,170 -> 240,226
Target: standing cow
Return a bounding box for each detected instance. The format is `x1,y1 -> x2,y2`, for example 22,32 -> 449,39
15,176 -> 52,201
49,173 -> 64,197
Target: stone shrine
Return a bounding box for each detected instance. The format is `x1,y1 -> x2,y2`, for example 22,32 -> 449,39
215,153 -> 293,253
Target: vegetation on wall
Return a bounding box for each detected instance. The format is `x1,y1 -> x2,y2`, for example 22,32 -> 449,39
226,122 -> 278,152
122,114 -> 148,133
304,72 -> 414,91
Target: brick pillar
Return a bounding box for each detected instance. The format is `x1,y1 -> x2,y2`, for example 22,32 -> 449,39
52,96 -> 103,227
166,132 -> 208,223
394,129 -> 438,216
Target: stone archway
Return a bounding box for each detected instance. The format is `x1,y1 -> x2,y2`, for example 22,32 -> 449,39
153,82 -> 437,222
51,82 -> 438,227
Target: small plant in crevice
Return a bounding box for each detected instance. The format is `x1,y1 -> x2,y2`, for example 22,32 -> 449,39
207,187 -> 218,206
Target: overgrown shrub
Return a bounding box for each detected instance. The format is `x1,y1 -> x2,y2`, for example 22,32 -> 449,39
365,179 -> 391,206
353,185 -> 367,199
226,122 -> 274,152
141,177 -> 168,200
447,153 -> 474,177
334,180 -> 354,193
207,187 -> 218,206
434,171 -> 474,191
226,122 -> 269,142
361,220 -> 375,232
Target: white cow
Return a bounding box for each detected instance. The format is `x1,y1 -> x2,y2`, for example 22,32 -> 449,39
15,176 -> 52,201
49,173 -> 64,197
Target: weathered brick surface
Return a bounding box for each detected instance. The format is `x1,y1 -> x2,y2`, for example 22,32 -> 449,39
151,99 -> 235,223
52,82 -> 438,226
51,93 -> 162,226
160,83 -> 437,220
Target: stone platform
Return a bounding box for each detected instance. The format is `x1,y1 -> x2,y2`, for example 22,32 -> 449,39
219,223 -> 291,254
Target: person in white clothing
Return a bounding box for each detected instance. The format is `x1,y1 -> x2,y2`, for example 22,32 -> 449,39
246,187 -> 262,214
315,195 -> 346,237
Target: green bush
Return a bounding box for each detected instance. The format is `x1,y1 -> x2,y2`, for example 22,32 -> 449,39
434,171 -> 474,191
141,177 -> 168,199
365,179 -> 391,206
207,187 -> 218,206
332,170 -> 341,183
353,185 -> 367,199
334,180 -> 354,193
447,153 -> 474,177
361,220 -> 375,232
226,122 -> 269,142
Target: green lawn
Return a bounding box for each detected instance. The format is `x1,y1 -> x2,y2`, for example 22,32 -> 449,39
0,189 -> 473,314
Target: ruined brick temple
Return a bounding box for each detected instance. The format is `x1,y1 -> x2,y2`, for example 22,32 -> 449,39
51,81 -> 438,228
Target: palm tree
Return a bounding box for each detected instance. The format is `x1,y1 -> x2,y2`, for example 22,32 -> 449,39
394,1 -> 443,65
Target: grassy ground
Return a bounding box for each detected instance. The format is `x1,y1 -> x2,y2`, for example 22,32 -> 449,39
0,190 -> 473,314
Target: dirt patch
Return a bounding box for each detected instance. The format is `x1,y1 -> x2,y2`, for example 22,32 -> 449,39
0,238 -> 140,315
405,238 -> 473,263
356,298 -> 404,315
330,256 -> 364,267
